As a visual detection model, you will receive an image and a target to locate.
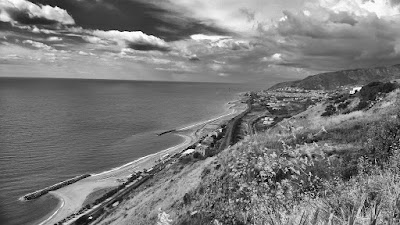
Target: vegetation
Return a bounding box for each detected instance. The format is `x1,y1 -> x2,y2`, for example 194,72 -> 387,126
321,104 -> 336,117
321,82 -> 398,117
175,88 -> 400,225
359,82 -> 398,101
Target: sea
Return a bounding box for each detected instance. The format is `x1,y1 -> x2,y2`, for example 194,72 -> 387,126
0,78 -> 265,225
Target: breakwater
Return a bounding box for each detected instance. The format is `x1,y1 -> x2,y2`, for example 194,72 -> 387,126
21,174 -> 91,201
157,129 -> 176,136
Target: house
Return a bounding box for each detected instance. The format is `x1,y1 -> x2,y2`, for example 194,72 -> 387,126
160,153 -> 170,162
202,136 -> 214,146
262,117 -> 274,125
350,87 -> 362,94
195,144 -> 212,157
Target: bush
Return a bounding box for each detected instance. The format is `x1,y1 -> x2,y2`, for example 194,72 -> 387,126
183,193 -> 192,205
333,94 -> 349,104
359,81 -> 398,101
364,116 -> 400,165
180,109 -> 400,225
193,152 -> 203,159
321,104 -> 336,117
355,100 -> 369,111
338,101 -> 350,110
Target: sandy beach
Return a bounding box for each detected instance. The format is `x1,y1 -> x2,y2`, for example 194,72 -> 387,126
37,97 -> 247,225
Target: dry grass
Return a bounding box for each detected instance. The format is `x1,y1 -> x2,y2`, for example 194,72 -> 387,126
175,90 -> 400,225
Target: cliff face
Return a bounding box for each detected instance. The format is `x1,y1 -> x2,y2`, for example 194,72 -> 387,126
269,64 -> 400,90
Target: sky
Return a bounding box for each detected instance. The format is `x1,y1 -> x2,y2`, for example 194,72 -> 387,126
1,0 -> 400,83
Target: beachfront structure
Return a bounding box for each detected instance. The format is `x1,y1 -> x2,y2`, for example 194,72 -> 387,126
182,149 -> 195,156
195,144 -> 208,157
262,117 -> 274,125
202,136 -> 214,146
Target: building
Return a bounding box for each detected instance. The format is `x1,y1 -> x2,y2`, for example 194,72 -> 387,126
350,87 -> 362,94
182,149 -> 195,156
195,144 -> 208,156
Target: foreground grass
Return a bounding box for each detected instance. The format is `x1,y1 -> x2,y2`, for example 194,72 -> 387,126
173,90 -> 400,225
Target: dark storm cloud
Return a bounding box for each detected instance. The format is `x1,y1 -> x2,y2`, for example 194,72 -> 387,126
0,0 -> 75,25
127,42 -> 170,52
390,0 -> 400,6
0,21 -> 12,30
261,7 -> 400,72
5,8 -> 58,25
29,0 -> 230,41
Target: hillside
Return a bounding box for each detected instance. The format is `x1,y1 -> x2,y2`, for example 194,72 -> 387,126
269,64 -> 400,90
172,88 -> 400,225
93,83 -> 400,225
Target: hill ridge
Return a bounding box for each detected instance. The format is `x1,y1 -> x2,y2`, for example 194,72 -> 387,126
269,64 -> 400,90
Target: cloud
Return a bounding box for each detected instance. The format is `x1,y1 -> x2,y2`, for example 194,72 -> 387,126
47,36 -> 62,42
391,0 -> 400,6
78,51 -> 95,56
22,0 -> 228,41
2,0 -> 400,83
262,53 -> 284,63
0,0 -> 75,25
190,34 -> 253,51
257,0 -> 400,71
319,0 -> 400,18
188,54 -> 200,61
22,39 -> 53,50
190,34 -> 230,41
81,35 -> 109,45
92,30 -> 170,52
31,26 -> 56,34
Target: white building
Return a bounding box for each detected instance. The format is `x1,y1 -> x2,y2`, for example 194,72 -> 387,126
350,87 -> 362,94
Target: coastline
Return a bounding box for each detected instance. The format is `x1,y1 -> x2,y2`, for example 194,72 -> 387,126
36,95 -> 247,225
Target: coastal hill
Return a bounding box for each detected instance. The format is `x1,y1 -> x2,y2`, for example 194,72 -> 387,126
48,80 -> 400,225
269,64 -> 400,90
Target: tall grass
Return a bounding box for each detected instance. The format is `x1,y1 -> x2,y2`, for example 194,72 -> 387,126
174,91 -> 400,225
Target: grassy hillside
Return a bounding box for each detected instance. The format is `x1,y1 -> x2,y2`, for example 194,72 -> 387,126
97,83 -> 400,225
174,89 -> 400,225
269,64 -> 400,90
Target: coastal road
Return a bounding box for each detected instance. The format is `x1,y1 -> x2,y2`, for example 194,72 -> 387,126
219,102 -> 251,150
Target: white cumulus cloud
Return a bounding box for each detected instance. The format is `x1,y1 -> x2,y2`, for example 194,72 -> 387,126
92,30 -> 170,51
47,36 -> 62,42
22,40 -> 53,50
0,0 -> 75,25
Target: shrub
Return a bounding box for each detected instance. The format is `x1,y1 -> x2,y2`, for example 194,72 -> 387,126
355,100 -> 369,111
183,193 -> 192,205
193,152 -> 203,159
321,104 -> 336,117
179,156 -> 192,164
338,100 -> 350,110
333,94 -> 349,104
363,115 -> 400,166
359,81 -> 398,101
180,109 -> 400,225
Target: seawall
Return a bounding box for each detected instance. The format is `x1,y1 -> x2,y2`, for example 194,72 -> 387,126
21,174 -> 91,201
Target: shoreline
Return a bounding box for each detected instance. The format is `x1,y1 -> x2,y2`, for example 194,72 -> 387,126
36,96 -> 246,225
37,194 -> 64,225
177,96 -> 244,131
90,134 -> 191,178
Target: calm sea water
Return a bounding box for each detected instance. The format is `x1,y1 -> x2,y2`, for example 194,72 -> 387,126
0,78 -> 261,225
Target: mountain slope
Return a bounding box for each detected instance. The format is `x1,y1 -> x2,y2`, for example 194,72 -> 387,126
269,64 -> 400,90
